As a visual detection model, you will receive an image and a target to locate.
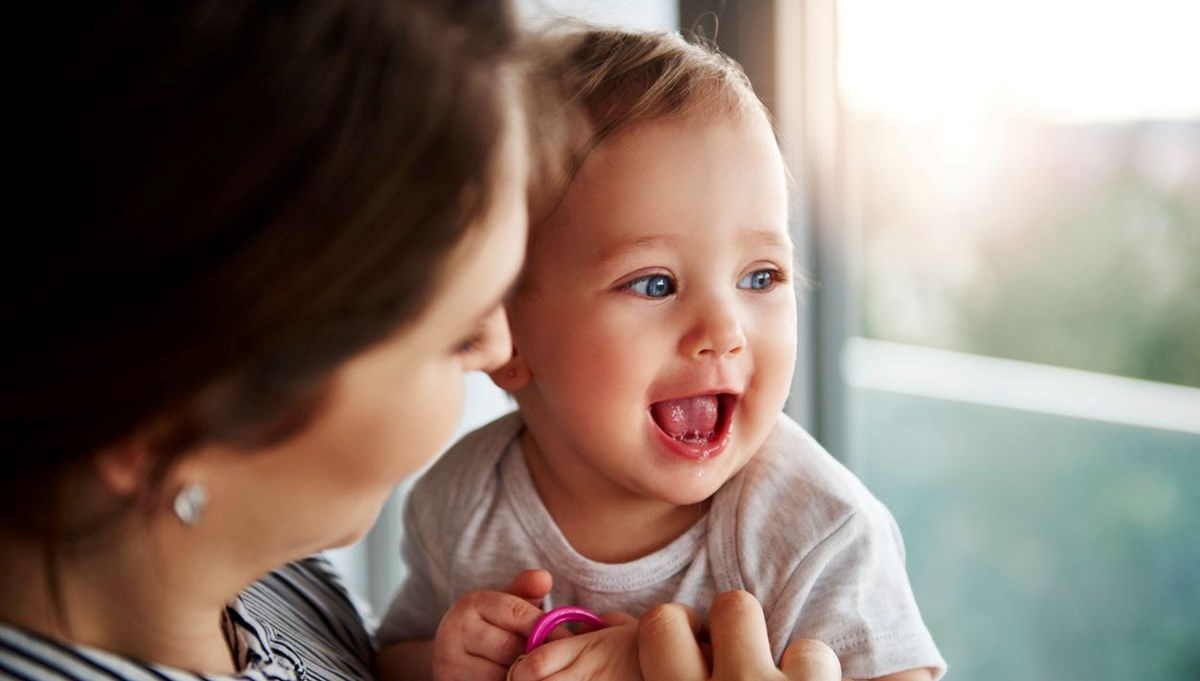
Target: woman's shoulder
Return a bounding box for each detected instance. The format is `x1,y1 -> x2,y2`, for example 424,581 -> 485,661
0,621 -> 157,681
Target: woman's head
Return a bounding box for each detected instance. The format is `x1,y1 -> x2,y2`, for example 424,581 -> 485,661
3,0 -> 526,542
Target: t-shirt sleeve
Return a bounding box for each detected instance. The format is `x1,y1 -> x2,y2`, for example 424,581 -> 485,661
773,501 -> 947,679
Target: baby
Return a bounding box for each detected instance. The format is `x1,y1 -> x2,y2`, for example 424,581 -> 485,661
378,27 -> 946,681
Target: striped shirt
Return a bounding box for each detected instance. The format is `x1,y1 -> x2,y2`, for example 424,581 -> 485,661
0,556 -> 376,681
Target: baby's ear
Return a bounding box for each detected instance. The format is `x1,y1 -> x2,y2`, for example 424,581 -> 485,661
488,350 -> 531,392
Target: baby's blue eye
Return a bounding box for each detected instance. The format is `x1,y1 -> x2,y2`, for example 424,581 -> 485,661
627,274 -> 676,298
738,269 -> 776,291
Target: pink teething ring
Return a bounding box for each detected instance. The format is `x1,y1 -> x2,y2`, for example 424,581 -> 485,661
525,606 -> 608,653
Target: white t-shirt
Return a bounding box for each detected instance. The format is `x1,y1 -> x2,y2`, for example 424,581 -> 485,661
380,412 -> 946,679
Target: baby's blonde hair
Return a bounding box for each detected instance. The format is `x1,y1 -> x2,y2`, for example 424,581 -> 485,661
527,25 -> 770,222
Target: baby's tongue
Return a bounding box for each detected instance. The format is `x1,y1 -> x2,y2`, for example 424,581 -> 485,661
651,395 -> 718,441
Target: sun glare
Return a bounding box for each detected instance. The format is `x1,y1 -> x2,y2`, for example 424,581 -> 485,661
838,0 -> 1200,122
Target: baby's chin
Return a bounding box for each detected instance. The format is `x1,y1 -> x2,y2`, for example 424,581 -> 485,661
643,462 -> 743,507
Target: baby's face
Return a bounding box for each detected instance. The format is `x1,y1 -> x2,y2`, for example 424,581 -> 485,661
508,110 -> 796,508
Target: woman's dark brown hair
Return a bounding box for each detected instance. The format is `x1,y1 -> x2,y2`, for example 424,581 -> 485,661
2,0 -> 521,535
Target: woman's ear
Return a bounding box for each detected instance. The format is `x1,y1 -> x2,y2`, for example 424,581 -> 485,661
488,349 -> 531,392
92,438 -> 154,498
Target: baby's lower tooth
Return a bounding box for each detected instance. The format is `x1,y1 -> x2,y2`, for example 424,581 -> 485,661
673,430 -> 715,445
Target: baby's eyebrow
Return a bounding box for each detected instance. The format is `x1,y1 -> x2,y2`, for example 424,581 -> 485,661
589,228 -> 791,267
590,234 -> 681,267
743,228 -> 794,251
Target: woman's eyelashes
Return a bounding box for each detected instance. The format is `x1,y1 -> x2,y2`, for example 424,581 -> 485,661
454,329 -> 486,357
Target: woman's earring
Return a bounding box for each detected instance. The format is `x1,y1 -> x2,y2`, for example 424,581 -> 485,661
172,483 -> 208,527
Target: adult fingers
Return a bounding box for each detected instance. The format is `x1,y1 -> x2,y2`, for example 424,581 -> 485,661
637,603 -> 708,681
707,590 -> 777,677
779,639 -> 843,681
445,655 -> 510,681
602,611 -> 638,627
506,635 -> 582,681
552,610 -> 634,639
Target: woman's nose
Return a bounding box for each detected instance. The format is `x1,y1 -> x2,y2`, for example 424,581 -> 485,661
471,306 -> 514,373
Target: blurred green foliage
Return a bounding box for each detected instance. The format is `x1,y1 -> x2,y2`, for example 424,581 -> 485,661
856,120 -> 1200,388
953,123 -> 1200,388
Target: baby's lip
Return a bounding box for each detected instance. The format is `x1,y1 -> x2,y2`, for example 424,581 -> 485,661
648,387 -> 742,405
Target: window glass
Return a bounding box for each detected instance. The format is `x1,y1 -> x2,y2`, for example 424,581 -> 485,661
839,0 -> 1200,387
837,1 -> 1200,677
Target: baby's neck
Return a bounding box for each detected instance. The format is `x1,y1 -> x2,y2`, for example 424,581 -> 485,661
520,431 -> 710,564
561,496 -> 709,564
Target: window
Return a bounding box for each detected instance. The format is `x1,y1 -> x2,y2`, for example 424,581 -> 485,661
834,1 -> 1200,677
685,0 -> 1200,676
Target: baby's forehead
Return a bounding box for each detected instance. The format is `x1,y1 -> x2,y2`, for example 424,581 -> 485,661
523,107 -> 788,266
558,110 -> 780,195
528,209 -> 792,270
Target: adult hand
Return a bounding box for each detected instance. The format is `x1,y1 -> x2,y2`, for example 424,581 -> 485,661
638,590 -> 843,681
508,612 -> 639,681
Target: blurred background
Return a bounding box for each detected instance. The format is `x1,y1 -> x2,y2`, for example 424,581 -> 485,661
334,1 -> 1200,678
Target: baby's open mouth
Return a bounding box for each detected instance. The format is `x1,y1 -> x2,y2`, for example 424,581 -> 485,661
649,393 -> 736,444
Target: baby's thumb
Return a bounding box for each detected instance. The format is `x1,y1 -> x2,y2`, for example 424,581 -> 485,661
505,568 -> 553,605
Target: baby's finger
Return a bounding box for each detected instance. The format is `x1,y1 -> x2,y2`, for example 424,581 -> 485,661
462,621 -> 528,665
506,569 -> 554,606
779,639 -> 843,681
637,603 -> 707,681
473,590 -> 548,635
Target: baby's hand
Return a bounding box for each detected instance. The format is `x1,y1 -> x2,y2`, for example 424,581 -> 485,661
508,613 -> 641,681
432,571 -> 553,681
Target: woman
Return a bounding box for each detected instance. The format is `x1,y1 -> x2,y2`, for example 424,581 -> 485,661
0,1 -> 840,679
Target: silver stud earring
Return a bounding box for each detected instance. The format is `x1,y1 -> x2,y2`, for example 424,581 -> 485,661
172,483 -> 208,527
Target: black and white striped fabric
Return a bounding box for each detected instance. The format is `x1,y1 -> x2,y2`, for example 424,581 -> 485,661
0,556 -> 377,681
